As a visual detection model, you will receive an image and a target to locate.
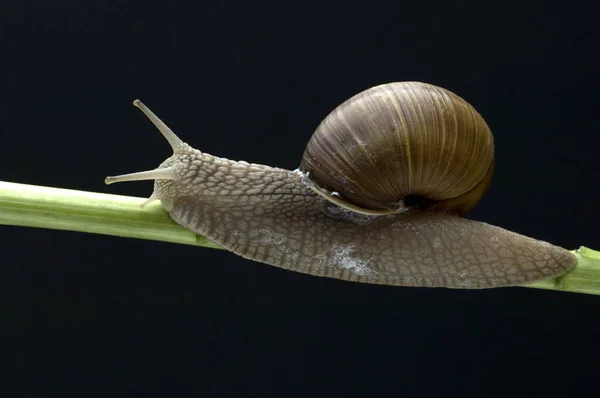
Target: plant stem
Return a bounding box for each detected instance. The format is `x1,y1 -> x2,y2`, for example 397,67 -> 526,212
524,247 -> 600,295
1,180 -> 598,295
0,181 -> 222,249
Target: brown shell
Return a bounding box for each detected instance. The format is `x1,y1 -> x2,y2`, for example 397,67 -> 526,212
300,82 -> 495,215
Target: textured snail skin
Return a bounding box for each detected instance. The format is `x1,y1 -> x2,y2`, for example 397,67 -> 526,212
150,146 -> 576,289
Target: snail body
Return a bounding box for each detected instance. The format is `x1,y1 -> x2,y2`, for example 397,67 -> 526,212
105,82 -> 576,288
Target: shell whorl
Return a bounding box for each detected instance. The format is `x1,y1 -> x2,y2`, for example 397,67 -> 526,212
300,82 -> 495,215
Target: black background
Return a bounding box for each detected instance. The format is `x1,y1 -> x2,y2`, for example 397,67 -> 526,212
1,1 -> 599,396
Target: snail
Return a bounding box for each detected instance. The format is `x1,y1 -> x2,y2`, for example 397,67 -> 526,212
105,81 -> 576,288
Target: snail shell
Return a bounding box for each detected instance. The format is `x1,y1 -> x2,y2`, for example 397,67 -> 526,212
300,82 -> 494,215
104,82 -> 577,289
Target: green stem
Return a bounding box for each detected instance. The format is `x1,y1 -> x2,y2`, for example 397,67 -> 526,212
0,181 -> 222,249
524,247 -> 600,295
1,181 -> 598,295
